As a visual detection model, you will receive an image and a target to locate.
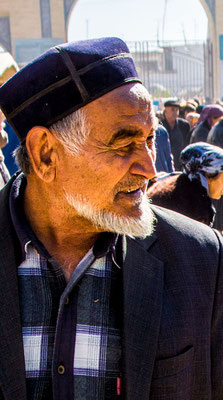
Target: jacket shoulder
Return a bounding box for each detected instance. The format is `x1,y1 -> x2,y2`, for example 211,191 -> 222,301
134,205 -> 222,286
177,118 -> 190,130
149,204 -> 221,251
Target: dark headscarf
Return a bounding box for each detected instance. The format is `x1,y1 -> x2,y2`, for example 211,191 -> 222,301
198,104 -> 223,127
180,142 -> 223,195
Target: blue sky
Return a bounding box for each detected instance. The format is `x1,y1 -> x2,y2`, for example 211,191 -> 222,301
68,0 -> 208,43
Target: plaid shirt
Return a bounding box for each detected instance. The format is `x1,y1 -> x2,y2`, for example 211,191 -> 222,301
10,173 -> 123,399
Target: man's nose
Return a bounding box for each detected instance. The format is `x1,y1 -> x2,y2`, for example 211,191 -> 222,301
174,109 -> 178,117
129,145 -> 156,180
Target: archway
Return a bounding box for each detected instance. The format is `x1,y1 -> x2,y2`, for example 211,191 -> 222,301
199,0 -> 220,100
64,0 -> 79,32
199,0 -> 215,42
66,0 -> 211,42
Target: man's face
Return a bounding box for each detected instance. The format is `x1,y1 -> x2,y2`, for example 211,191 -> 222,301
164,106 -> 179,124
57,83 -> 156,236
206,172 -> 223,200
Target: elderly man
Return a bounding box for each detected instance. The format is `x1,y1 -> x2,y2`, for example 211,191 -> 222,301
0,38 -> 222,400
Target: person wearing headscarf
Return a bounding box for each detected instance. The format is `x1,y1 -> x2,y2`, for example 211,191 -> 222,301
207,118 -> 223,148
206,122 -> 223,231
190,104 -> 223,143
182,142 -> 223,231
180,142 -> 223,199
147,142 -> 223,228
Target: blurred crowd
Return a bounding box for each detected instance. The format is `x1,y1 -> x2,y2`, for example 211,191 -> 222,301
152,96 -> 223,233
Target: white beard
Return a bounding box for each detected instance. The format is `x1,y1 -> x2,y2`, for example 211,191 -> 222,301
64,191 -> 155,239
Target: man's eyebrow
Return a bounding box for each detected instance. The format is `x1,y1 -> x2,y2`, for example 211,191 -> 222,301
108,129 -> 142,145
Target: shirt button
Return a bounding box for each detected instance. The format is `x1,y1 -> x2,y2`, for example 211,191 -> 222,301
65,296 -> 69,305
58,364 -> 65,375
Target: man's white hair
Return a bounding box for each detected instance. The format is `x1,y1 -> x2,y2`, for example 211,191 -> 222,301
14,107 -> 90,173
50,108 -> 90,155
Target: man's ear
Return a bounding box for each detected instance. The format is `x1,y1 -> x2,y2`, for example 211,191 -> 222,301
26,127 -> 58,182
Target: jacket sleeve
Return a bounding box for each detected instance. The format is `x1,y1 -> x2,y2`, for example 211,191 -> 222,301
164,130 -> 175,172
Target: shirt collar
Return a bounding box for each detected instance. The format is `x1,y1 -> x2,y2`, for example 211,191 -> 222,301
9,172 -> 51,261
9,172 -> 120,264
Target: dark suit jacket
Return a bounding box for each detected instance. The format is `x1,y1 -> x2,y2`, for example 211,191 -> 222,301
162,117 -> 191,147
161,117 -> 191,170
0,177 -> 223,399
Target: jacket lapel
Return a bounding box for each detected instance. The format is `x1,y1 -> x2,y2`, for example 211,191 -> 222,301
0,180 -> 27,399
123,235 -> 163,400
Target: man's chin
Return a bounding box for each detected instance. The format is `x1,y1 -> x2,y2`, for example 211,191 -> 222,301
65,192 -> 155,239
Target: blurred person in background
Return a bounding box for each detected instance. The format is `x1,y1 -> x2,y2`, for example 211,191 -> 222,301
180,99 -> 197,119
181,142 -> 223,202
193,97 -> 201,108
161,98 -> 190,170
190,104 -> 223,143
0,111 -> 10,188
147,171 -> 215,227
207,118 -> 223,148
206,119 -> 223,232
148,142 -> 223,229
155,123 -> 174,173
185,111 -> 200,137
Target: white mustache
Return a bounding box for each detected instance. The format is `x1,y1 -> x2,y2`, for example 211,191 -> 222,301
114,178 -> 147,194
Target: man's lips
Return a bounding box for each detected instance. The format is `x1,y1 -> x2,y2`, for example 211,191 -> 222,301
115,183 -> 147,200
120,187 -> 142,196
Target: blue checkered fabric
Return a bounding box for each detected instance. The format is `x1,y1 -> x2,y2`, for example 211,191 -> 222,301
18,241 -> 122,399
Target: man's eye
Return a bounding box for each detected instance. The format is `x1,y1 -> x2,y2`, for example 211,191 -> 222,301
146,135 -> 154,146
115,143 -> 134,154
119,144 -> 132,152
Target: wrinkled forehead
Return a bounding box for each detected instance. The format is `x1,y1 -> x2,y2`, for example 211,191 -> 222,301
86,82 -> 154,119
110,82 -> 152,108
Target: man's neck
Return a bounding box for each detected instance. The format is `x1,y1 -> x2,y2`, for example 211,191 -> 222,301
45,232 -> 99,281
24,179 -> 100,281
